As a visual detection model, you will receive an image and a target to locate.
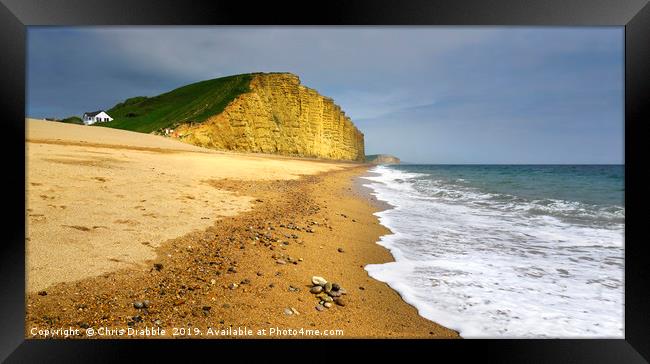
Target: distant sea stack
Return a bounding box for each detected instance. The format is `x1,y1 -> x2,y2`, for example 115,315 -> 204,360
366,154 -> 400,165
104,72 -> 365,161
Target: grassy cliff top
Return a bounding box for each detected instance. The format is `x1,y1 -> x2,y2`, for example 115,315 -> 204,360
98,73 -> 253,133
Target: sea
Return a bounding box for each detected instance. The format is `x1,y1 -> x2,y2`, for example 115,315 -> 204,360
361,164 -> 624,338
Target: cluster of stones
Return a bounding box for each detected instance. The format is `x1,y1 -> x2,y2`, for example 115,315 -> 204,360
310,276 -> 347,311
279,219 -> 319,233
245,220 -> 323,247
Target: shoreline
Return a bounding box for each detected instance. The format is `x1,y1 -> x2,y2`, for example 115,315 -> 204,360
26,163 -> 459,338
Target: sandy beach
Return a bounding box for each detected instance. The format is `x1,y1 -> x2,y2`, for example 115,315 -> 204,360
25,119 -> 459,338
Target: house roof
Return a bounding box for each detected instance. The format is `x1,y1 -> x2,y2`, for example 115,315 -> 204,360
83,110 -> 104,117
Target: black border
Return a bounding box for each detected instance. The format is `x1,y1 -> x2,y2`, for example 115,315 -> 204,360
2,0 -> 649,362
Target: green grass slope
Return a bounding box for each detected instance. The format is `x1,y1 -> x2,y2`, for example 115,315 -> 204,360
59,116 -> 84,125
99,73 -> 253,133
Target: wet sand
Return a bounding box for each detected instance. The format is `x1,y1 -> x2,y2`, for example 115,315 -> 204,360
25,119 -> 459,338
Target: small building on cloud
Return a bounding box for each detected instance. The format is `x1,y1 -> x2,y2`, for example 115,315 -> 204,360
82,110 -> 113,125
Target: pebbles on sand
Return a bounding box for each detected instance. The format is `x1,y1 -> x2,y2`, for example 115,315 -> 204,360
309,275 -> 348,309
311,276 -> 327,286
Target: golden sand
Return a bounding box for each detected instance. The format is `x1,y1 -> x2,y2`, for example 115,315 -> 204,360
25,119 -> 458,338
26,119 -> 344,292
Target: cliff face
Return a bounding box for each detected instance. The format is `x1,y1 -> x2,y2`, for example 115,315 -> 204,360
366,154 -> 400,164
174,73 -> 365,161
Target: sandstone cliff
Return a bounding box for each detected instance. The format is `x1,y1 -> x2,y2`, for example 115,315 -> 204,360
174,73 -> 365,161
366,154 -> 400,165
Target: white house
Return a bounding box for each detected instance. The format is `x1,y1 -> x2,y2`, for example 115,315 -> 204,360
82,110 -> 113,125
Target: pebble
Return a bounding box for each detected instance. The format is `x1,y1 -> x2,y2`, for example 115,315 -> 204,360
310,286 -> 323,294
335,298 -> 347,306
154,319 -> 162,326
288,285 -> 300,292
312,276 -> 327,286
133,301 -> 144,309
229,283 -> 239,289
337,248 -> 345,253
328,290 -> 342,297
315,305 -> 325,312
241,279 -> 251,285
153,263 -> 163,271
332,283 -> 341,291
324,302 -> 333,308
256,271 -> 264,276
173,299 -> 186,306
324,282 -> 333,293
322,296 -> 334,303
143,300 -> 151,308
276,259 -> 287,265
284,308 -> 294,315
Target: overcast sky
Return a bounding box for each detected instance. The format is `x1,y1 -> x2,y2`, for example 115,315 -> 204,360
27,26 -> 624,164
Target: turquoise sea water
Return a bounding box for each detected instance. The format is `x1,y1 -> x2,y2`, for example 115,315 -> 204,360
362,164 -> 624,338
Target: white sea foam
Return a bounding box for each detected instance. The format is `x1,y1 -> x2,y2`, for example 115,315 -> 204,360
362,165 -> 624,338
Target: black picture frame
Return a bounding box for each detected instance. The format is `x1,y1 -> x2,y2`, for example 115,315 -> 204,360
2,0 -> 648,362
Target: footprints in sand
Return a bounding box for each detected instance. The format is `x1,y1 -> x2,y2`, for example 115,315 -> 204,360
62,225 -> 92,232
107,256 -> 139,267
114,219 -> 140,226
47,204 -> 67,210
29,214 -> 47,223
